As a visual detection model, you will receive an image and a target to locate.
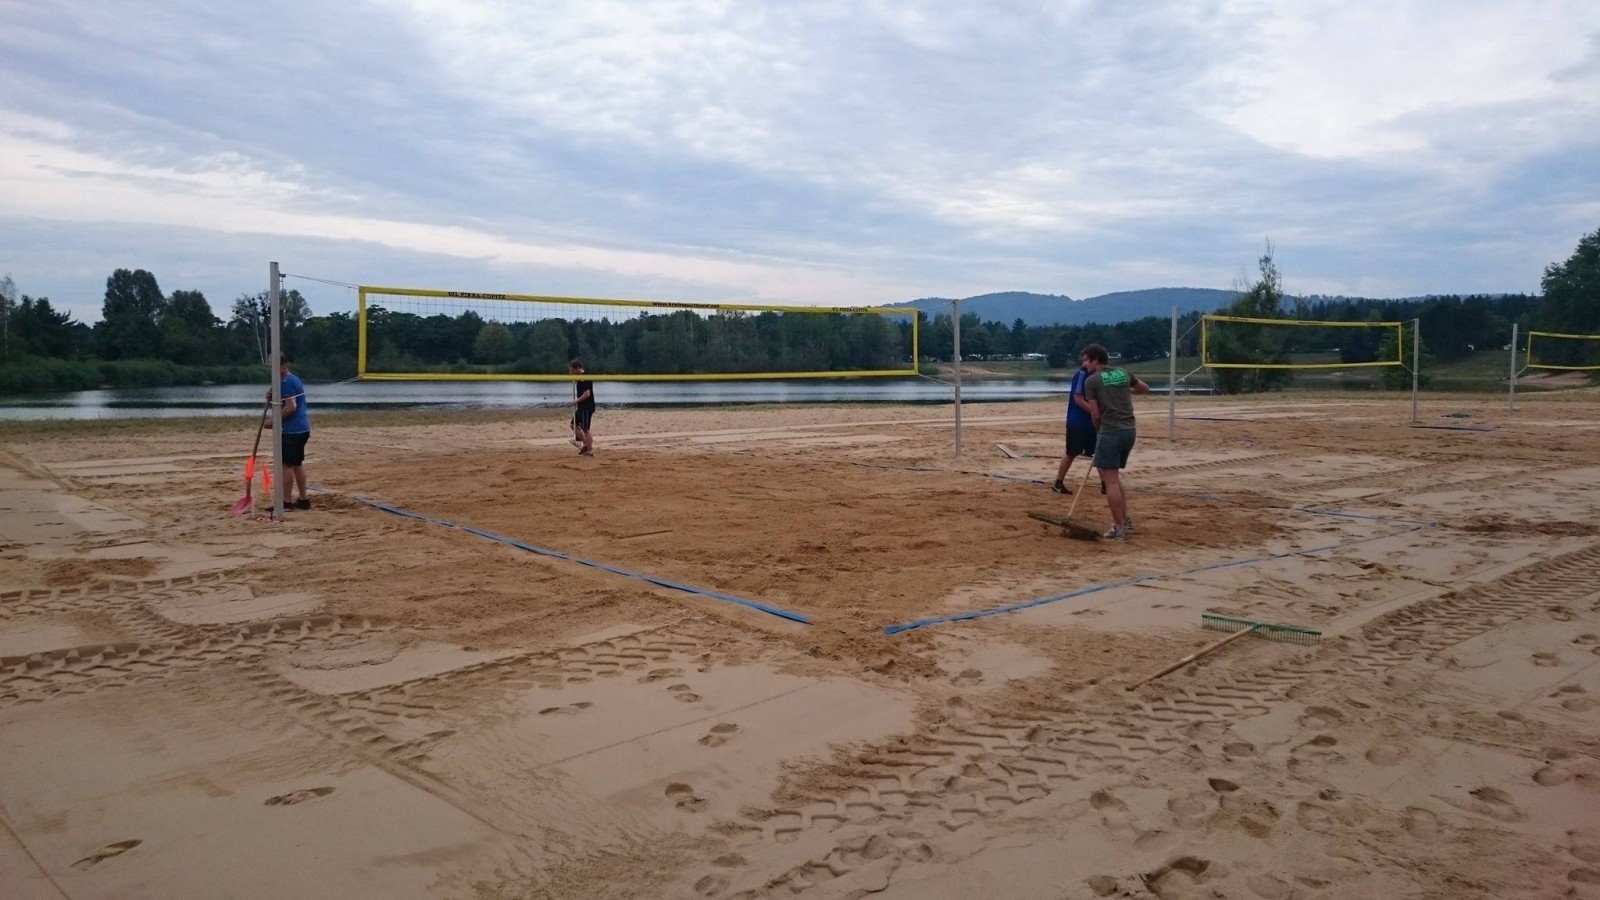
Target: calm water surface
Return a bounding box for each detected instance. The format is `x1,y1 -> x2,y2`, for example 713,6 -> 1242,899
0,378 -> 1206,421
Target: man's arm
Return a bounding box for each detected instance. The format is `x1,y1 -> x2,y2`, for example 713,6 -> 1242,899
1085,398 -> 1101,429
572,389 -> 593,405
1071,385 -> 1093,413
1131,376 -> 1151,396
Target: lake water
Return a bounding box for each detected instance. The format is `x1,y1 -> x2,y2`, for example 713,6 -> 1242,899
0,378 -> 1209,421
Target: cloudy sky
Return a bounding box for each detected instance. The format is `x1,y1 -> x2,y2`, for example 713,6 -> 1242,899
3,1 -> 1598,323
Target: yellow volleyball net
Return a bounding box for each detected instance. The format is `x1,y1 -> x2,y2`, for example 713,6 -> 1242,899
1525,330 -> 1600,371
356,286 -> 920,382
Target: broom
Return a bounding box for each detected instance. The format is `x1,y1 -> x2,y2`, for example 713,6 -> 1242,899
1027,461 -> 1101,541
1125,613 -> 1321,690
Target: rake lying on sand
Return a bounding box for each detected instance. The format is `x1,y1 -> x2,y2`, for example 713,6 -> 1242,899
1126,613 -> 1322,691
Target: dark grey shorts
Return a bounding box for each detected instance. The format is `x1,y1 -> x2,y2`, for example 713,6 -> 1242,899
1092,428 -> 1135,470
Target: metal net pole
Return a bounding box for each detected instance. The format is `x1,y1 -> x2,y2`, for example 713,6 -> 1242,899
952,298 -> 963,458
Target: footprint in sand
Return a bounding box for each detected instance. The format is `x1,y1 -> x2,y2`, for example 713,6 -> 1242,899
666,782 -> 707,813
666,684 -> 703,703
1167,794 -> 1213,828
1532,651 -> 1561,668
951,668 -> 984,687
1365,744 -> 1405,767
1088,790 -> 1133,833
265,786 -> 335,806
1402,807 -> 1440,840
641,667 -> 682,682
538,701 -> 595,716
1574,633 -> 1599,646
1454,786 -> 1524,822
72,839 -> 142,870
693,873 -> 728,896
698,723 -> 741,747
1298,706 -> 1345,729
1223,741 -> 1257,759
1142,856 -> 1213,897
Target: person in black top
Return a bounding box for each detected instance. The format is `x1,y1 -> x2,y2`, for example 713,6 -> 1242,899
569,359 -> 596,456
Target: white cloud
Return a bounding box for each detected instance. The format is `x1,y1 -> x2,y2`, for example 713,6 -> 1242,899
1205,1 -> 1600,160
1,0 -> 1596,314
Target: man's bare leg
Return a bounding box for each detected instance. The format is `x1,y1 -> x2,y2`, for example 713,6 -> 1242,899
1103,468 -> 1127,529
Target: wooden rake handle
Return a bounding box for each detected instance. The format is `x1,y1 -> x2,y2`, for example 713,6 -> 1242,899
1125,625 -> 1259,691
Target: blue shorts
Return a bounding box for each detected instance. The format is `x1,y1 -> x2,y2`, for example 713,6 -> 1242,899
1092,428 -> 1135,470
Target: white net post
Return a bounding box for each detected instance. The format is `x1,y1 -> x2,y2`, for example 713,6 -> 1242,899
952,298 -> 963,458
269,261 -> 284,521
1508,322 -> 1518,415
1168,305 -> 1177,439
1410,317 -> 1420,424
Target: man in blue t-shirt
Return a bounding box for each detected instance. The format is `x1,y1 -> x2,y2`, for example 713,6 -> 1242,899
263,353 -> 312,510
1051,351 -> 1096,494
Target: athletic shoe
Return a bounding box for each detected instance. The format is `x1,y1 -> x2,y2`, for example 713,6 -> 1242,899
1123,517 -> 1135,534
578,447 -> 594,456
1052,480 -> 1070,494
1103,525 -> 1128,541
293,498 -> 311,510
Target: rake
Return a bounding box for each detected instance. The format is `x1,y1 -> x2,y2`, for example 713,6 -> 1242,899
1125,613 -> 1321,691
1026,461 -> 1101,541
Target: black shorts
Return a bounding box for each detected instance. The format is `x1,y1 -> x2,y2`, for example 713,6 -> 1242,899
574,405 -> 595,431
1065,425 -> 1097,459
283,431 -> 310,467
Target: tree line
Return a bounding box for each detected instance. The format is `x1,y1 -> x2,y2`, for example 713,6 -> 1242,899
1,226 -> 1594,395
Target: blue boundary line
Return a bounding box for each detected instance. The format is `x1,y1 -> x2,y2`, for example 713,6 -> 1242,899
342,493 -> 813,625
860,461 -> 1438,635
884,518 -> 1430,634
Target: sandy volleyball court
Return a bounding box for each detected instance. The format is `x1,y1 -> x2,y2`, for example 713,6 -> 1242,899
2,391 -> 1598,899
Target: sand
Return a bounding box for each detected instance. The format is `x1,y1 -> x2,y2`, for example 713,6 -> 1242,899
1,390 -> 1598,899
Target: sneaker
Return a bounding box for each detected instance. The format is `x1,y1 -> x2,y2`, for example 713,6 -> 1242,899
1103,525 -> 1127,541
578,447 -> 594,457
1052,480 -> 1070,495
1123,517 -> 1135,534
293,498 -> 311,510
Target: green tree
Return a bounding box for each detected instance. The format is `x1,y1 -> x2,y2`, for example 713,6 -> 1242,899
1537,227 -> 1600,368
161,290 -> 219,364
524,320 -> 570,371
230,289 -> 310,363
1378,327 -> 1432,390
472,322 -> 513,364
1211,244 -> 1296,394
99,268 -> 166,360
10,295 -> 79,358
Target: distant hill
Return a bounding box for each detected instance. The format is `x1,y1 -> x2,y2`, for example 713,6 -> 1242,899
887,288 -> 1240,326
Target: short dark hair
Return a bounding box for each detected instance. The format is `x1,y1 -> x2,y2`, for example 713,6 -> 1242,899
278,352 -> 293,364
1081,343 -> 1109,364
567,358 -> 583,370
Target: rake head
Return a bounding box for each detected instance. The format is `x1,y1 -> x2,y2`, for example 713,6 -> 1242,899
1202,613 -> 1322,646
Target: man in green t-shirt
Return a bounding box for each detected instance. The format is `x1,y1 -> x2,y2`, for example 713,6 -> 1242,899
1080,343 -> 1150,540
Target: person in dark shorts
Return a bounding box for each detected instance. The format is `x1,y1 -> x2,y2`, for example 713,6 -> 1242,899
1080,343 -> 1149,540
263,353 -> 312,510
1053,352 -> 1096,494
569,359 -> 596,456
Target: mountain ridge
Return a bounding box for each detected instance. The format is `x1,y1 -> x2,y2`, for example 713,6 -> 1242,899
883,288 -> 1238,326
